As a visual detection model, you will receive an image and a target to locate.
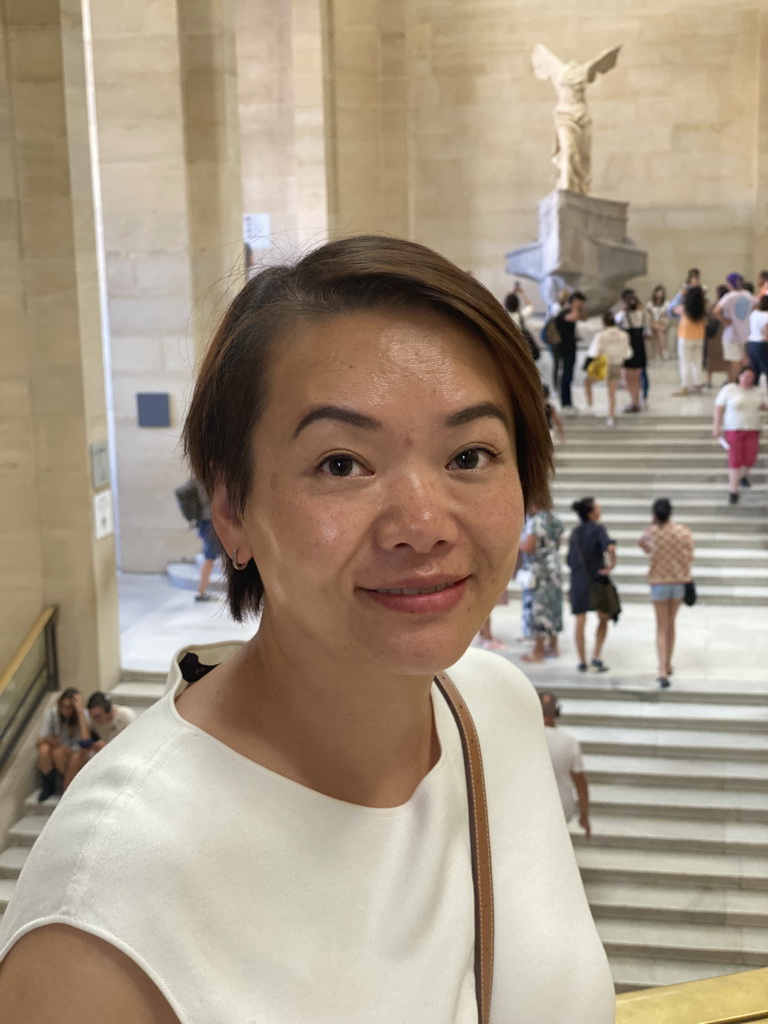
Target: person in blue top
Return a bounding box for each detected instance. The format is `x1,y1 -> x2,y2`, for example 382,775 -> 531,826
567,497 -> 616,673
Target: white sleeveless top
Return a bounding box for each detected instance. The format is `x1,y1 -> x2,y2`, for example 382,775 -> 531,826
0,644 -> 614,1023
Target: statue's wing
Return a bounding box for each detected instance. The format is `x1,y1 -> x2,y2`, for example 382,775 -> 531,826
532,43 -> 562,82
586,45 -> 621,83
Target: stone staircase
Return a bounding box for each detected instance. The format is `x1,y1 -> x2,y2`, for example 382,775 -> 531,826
554,681 -> 768,991
2,673 -> 766,993
553,415 -> 768,604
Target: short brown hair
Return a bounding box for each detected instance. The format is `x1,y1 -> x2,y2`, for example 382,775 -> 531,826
183,235 -> 553,620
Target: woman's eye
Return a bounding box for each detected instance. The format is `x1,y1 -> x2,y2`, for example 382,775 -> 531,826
319,455 -> 367,477
448,447 -> 496,471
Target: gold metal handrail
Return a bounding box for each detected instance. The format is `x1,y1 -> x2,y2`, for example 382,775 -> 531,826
0,606 -> 58,699
616,967 -> 768,1024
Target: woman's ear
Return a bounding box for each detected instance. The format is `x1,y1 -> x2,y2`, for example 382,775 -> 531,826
211,481 -> 252,564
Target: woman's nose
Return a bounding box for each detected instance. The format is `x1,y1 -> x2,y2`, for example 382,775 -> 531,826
373,471 -> 459,553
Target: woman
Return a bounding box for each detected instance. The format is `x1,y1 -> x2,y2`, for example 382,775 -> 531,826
519,509 -> 565,663
646,285 -> 669,361
0,237 -> 614,1023
567,497 -> 617,674
638,499 -> 694,689
615,292 -> 648,412
586,311 -> 632,426
672,285 -> 707,396
704,284 -> 730,389
713,365 -> 768,504
35,688 -> 92,801
747,293 -> 768,387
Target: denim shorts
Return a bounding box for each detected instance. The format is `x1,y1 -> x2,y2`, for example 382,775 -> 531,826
650,583 -> 685,601
197,519 -> 222,561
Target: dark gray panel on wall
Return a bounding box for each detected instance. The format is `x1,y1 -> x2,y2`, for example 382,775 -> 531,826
137,393 -> 171,428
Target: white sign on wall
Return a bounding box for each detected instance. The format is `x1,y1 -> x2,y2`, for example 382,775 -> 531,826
93,489 -> 115,541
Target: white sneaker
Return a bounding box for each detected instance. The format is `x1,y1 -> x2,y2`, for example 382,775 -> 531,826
606,416 -> 615,427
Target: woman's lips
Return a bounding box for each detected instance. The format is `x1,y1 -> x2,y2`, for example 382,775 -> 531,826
361,577 -> 468,614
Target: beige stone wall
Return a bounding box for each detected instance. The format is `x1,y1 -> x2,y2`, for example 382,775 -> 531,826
236,0 -> 328,259
326,0 -> 768,305
0,0 -> 119,687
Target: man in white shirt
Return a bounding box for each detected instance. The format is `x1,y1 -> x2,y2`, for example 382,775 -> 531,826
715,272 -> 754,380
86,692 -> 137,747
540,692 -> 591,837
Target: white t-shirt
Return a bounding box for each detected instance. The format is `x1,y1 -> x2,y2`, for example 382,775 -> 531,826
0,644 -> 614,1024
714,384 -> 765,431
543,726 -> 585,821
748,309 -> 768,342
590,326 -> 633,366
716,290 -> 754,346
89,704 -> 136,743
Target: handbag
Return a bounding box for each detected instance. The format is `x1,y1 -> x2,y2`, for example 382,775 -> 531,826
586,353 -> 607,381
684,580 -> 697,606
514,566 -> 534,589
434,673 -> 493,1024
591,575 -> 622,620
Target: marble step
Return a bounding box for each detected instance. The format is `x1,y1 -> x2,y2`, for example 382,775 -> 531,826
555,466 -> 767,482
558,698 -> 768,733
596,581 -> 768,604
617,546 -> 768,564
551,505 -> 768,530
536,681 -> 768,707
557,448 -> 736,461
584,878 -> 768,928
565,563 -> 768,582
609,955 -> 755,993
570,813 -> 768,856
607,528 -> 768,549
596,917 -> 768,966
575,844 -> 768,891
22,792 -> 60,816
572,723 -> 768,761
7,815 -> 49,847
588,783 -> 768,823
0,846 -> 28,880
583,753 -> 768,791
0,877 -> 16,914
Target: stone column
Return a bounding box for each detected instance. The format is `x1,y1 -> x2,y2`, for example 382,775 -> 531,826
177,0 -> 244,355
753,9 -> 768,271
0,0 -> 119,686
236,0 -> 328,258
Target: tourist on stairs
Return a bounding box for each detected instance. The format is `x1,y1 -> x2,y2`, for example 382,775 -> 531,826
671,285 -> 707,396
615,291 -> 648,413
567,497 -> 617,674
713,366 -> 768,504
638,499 -> 694,689
518,508 -> 565,663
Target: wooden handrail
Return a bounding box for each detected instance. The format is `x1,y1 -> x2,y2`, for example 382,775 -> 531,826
616,967 -> 768,1024
0,606 -> 58,700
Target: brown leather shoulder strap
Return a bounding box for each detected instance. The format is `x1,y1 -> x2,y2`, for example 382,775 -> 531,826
434,671 -> 494,1024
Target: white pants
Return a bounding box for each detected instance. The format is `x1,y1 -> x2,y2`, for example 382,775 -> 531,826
678,337 -> 703,388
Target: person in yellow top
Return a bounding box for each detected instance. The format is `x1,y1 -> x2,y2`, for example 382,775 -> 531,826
672,286 -> 707,396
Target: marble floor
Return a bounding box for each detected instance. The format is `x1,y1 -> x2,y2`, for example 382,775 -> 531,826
118,572 -> 768,691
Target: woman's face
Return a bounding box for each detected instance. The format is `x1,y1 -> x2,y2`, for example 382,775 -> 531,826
589,502 -> 602,521
228,307 -> 524,675
738,368 -> 755,389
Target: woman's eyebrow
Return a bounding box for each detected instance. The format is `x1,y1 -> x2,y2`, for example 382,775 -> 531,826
292,405 -> 383,439
445,402 -> 512,431
292,401 -> 511,440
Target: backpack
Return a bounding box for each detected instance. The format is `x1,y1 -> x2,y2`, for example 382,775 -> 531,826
518,313 -> 540,361
541,317 -> 561,347
174,479 -> 205,525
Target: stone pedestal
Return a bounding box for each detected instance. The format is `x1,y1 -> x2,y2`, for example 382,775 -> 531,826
505,190 -> 647,315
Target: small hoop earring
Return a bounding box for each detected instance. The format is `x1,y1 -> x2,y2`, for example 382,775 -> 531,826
232,548 -> 249,571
